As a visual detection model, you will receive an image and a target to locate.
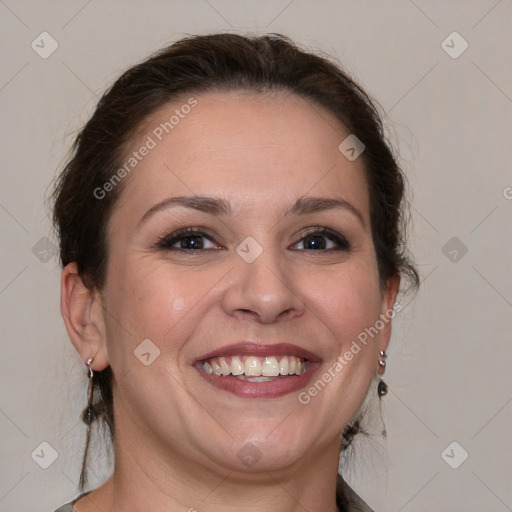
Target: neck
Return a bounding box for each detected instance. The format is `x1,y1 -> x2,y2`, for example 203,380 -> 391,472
92,423 -> 341,512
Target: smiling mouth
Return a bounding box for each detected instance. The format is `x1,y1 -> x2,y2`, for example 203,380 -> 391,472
200,355 -> 308,381
193,343 -> 321,398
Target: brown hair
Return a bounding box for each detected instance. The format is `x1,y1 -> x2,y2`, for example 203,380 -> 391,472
51,32 -> 419,491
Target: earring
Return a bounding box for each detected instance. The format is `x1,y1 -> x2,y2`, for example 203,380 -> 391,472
378,349 -> 387,369
81,356 -> 97,425
86,356 -> 93,378
377,350 -> 388,398
79,356 -> 96,490
377,350 -> 388,438
377,379 -> 388,398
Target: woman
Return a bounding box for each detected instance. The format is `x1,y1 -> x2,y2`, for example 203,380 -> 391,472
51,33 -> 419,512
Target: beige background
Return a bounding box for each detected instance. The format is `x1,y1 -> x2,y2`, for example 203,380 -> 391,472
1,1 -> 511,511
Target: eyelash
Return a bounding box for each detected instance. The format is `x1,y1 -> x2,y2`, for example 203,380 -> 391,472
154,226 -> 350,252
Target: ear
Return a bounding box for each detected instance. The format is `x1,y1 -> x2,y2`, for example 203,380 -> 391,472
60,262 -> 110,371
376,274 -> 401,362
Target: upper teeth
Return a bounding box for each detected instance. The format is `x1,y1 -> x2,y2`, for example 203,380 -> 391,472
202,355 -> 307,377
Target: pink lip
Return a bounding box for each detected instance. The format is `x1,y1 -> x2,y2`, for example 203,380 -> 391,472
193,342 -> 322,363
193,342 -> 323,399
195,363 -> 321,398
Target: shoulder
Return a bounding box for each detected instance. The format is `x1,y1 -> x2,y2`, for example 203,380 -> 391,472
336,474 -> 376,512
52,504 -> 75,512
52,491 -> 91,512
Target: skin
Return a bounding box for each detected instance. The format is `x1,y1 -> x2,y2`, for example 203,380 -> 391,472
62,90 -> 400,512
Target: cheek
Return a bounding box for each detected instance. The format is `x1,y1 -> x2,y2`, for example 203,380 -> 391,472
299,273 -> 380,427
102,261 -> 220,364
303,264 -> 382,350
302,266 -> 382,409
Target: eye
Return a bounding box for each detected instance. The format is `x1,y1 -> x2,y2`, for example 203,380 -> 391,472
155,228 -> 221,251
154,226 -> 350,252
290,227 -> 350,251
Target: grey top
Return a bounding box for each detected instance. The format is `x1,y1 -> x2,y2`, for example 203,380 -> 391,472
52,490 -> 90,512
53,475 -> 374,511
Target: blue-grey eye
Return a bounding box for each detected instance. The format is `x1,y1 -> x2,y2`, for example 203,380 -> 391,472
156,228 -> 219,251
292,228 -> 350,251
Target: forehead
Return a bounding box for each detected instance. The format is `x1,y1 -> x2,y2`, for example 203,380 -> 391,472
112,90 -> 370,224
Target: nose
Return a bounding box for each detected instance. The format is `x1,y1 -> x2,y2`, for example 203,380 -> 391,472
221,245 -> 306,324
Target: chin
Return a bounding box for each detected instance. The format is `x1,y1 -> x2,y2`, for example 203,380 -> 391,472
202,427 -> 316,475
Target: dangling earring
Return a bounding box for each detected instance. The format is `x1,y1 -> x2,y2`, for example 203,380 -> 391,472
377,350 -> 388,439
79,356 -> 96,490
82,356 -> 97,424
377,350 -> 388,398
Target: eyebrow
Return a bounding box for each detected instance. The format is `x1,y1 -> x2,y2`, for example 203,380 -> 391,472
137,195 -> 366,229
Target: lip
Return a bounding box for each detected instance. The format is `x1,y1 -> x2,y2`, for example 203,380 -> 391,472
193,342 -> 323,363
193,342 -> 323,399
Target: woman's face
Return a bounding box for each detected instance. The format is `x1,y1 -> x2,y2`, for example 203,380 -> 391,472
96,90 -> 398,475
